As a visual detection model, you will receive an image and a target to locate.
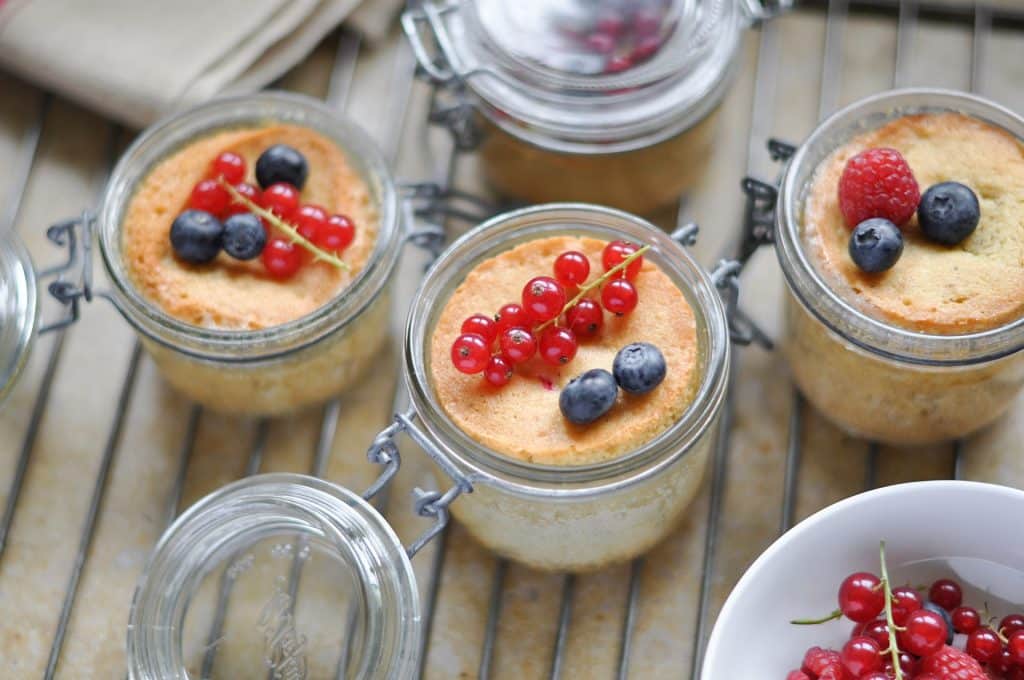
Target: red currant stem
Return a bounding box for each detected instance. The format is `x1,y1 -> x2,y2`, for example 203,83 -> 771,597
535,244 -> 651,333
219,178 -> 349,271
879,541 -> 905,680
789,609 -> 843,625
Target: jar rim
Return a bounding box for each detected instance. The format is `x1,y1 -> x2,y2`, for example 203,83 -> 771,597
127,473 -> 420,680
0,229 -> 38,405
98,91 -> 402,362
436,0 -> 745,152
775,87 -> 1024,367
403,203 -> 731,498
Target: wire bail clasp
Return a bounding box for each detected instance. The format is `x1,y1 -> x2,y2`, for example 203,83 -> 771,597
364,407 -> 474,558
710,259 -> 773,350
39,211 -> 95,334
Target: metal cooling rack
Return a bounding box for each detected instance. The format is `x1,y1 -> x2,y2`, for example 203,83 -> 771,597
0,1 -> 1022,678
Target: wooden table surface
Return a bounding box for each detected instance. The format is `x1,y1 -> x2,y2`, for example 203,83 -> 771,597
1,3 -> 1023,678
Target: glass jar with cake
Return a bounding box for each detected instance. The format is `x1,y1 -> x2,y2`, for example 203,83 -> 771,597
403,0 -> 791,216
82,92 -> 403,415
371,203 -> 732,572
773,88 -> 1024,445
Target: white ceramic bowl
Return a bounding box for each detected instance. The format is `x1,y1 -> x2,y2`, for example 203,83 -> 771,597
702,481 -> 1024,678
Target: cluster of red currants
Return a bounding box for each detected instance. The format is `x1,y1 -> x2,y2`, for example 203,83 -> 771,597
450,241 -> 646,388
789,571 -> 1024,679
189,151 -> 355,279
563,1 -> 672,74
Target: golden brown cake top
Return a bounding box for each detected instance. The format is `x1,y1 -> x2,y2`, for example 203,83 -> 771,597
429,236 -> 701,466
802,112 -> 1024,334
122,124 -> 378,330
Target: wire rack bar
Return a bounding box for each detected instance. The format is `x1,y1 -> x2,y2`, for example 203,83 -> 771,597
44,342 -> 142,679
548,574 -> 576,679
478,558 -> 507,678
616,557 -> 644,680
807,0 -> 1024,24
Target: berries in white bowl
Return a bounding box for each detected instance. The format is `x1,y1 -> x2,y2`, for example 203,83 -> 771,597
702,481 -> 1024,679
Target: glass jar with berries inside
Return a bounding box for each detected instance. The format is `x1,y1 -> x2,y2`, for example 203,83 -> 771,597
403,0 -> 790,216
93,92 -> 402,414
375,203 -> 730,571
773,88 -> 1024,445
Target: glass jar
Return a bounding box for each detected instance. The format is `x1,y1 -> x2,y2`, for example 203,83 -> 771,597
127,474 -> 421,679
774,88 -> 1024,445
404,0 -> 789,215
385,203 -> 731,572
0,230 -> 38,405
94,93 -> 403,416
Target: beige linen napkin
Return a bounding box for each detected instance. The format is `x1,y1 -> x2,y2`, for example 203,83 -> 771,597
0,0 -> 402,128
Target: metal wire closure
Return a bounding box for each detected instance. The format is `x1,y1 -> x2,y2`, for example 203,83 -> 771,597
364,408 -> 475,558
38,212 -> 95,334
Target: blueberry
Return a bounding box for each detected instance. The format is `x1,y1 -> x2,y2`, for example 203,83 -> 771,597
255,144 -> 308,190
613,342 -> 667,394
559,369 -> 618,425
848,218 -> 904,273
222,213 -> 267,260
169,210 -> 223,264
918,181 -> 980,246
923,601 -> 955,645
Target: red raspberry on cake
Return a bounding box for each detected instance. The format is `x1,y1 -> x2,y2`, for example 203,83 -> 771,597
918,645 -> 987,680
838,147 -> 920,229
801,647 -> 846,678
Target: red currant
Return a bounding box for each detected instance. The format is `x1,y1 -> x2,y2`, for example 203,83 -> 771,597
553,251 -> 591,287
898,608 -> 947,657
500,328 -> 537,365
860,674 -> 890,680
462,314 -> 498,346
837,573 -> 885,624
605,55 -> 633,74
539,326 -> 578,366
566,299 -> 603,338
262,238 -> 302,279
840,637 -> 882,677
223,182 -> 261,218
928,579 -> 963,611
965,627 -> 1002,663
990,648 -> 1015,675
484,355 -> 513,387
585,32 -> 616,54
887,650 -> 918,676
1000,614 -> 1024,637
1009,630 -> 1024,665
890,586 -> 922,626
859,619 -> 890,649
601,240 -> 643,280
451,333 -> 489,374
522,277 -> 566,324
595,10 -> 625,36
316,214 -> 355,253
210,151 -> 246,184
495,304 -> 532,335
294,204 -> 328,242
602,279 -> 638,315
189,179 -> 229,215
260,182 -> 300,220
951,606 -> 981,634
633,7 -> 661,36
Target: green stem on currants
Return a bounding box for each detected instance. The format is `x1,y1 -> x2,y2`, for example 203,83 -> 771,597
536,244 -> 651,333
219,178 -> 349,271
879,541 -> 905,680
790,610 -> 843,626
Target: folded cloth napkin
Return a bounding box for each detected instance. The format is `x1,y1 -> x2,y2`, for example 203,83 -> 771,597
0,0 -> 402,128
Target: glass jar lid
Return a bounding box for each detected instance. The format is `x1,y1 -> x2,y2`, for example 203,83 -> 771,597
128,474 -> 421,680
0,230 -> 38,405
436,0 -> 749,152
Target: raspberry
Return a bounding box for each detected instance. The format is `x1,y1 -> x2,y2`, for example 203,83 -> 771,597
801,647 -> 844,677
919,645 -> 987,680
786,672 -> 811,680
838,147 -> 920,229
